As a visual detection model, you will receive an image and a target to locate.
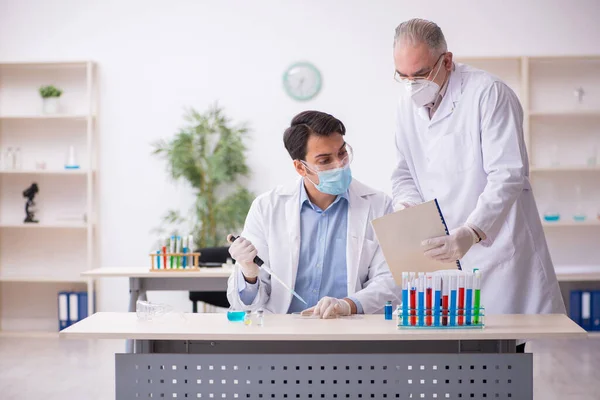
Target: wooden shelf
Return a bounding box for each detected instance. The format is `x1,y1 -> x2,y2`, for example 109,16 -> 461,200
555,266 -> 600,282
529,110 -> 600,117
0,222 -> 88,229
0,61 -> 90,68
0,114 -> 91,121
0,275 -> 87,283
530,166 -> 600,172
543,220 -> 600,227
0,169 -> 88,175
0,330 -> 59,338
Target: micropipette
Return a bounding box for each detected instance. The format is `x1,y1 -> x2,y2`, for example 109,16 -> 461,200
228,235 -> 307,305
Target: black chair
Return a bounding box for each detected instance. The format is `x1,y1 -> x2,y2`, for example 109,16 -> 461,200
189,246 -> 231,312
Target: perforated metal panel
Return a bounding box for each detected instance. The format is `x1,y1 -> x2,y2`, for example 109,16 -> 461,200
116,353 -> 532,399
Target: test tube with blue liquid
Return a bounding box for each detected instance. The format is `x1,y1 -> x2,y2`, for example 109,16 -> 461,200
182,236 -> 188,268
465,272 -> 473,325
417,273 -> 425,326
449,275 -> 457,326
401,272 -> 409,326
434,275 -> 442,327
441,274 -> 449,326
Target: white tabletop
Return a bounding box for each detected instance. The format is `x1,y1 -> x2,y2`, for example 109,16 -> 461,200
60,312 -> 586,341
82,267 -> 232,278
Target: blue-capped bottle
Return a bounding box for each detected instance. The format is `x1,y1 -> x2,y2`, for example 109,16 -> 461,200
384,300 -> 393,320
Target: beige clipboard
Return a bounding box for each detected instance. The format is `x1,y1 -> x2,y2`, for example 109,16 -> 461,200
371,200 -> 457,286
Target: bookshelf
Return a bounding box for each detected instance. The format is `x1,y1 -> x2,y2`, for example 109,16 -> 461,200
456,56 -> 600,276
0,61 -> 97,335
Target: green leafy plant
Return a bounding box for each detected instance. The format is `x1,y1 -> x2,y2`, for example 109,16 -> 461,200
39,85 -> 63,98
152,104 -> 254,249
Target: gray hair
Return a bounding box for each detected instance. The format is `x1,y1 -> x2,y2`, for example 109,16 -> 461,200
394,18 -> 447,56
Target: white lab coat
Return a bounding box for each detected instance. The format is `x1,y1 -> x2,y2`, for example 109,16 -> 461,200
227,178 -> 401,314
391,63 -> 565,316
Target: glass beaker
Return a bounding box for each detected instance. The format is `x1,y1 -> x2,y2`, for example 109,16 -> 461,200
226,307 -> 246,322
136,300 -> 173,321
573,185 -> 587,222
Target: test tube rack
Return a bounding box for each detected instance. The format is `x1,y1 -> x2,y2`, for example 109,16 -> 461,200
149,252 -> 202,272
398,270 -> 484,329
397,307 -> 485,329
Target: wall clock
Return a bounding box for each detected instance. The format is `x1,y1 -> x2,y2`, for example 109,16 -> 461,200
282,62 -> 322,101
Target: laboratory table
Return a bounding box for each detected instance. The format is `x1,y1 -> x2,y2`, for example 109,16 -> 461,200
61,312 -> 586,400
82,267 -> 232,351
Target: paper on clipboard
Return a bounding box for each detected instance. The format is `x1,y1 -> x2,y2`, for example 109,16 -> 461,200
371,199 -> 458,286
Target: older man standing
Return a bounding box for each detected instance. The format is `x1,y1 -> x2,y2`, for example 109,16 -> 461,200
390,19 -> 565,329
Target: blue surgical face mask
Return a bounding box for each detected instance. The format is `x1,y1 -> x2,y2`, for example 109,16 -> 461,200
307,165 -> 353,195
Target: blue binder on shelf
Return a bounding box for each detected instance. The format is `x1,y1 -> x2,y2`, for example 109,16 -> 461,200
58,291 -> 70,330
570,290 -> 593,331
58,291 -> 89,330
591,291 -> 600,332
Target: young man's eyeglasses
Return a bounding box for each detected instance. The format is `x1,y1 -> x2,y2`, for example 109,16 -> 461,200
300,143 -> 354,173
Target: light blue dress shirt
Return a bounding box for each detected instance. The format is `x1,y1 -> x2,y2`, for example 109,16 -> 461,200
238,180 -> 363,314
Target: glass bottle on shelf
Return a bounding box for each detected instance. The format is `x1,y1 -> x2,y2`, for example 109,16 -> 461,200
4,147 -> 14,170
550,144 -> 560,167
13,147 -> 22,170
588,145 -> 598,167
573,185 -> 587,222
543,182 -> 560,222
573,87 -> 585,110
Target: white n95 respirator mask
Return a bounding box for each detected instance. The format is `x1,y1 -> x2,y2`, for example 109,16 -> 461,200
403,55 -> 445,108
404,79 -> 441,108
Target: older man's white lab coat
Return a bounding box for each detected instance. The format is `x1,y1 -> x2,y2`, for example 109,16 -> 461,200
227,178 -> 401,314
392,63 -> 565,316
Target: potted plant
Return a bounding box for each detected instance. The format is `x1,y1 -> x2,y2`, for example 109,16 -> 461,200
39,85 -> 63,114
153,104 -> 254,250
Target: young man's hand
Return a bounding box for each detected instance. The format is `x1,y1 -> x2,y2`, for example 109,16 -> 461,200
301,297 -> 354,319
227,235 -> 259,282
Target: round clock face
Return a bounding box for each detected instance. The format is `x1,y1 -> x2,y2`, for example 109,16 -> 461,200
282,62 -> 322,101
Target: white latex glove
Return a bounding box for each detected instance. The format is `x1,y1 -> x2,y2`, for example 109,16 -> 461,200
227,235 -> 259,279
421,226 -> 478,263
301,297 -> 352,319
393,201 -> 417,212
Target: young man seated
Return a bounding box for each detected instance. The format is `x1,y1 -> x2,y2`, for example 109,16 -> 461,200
226,110 -> 400,318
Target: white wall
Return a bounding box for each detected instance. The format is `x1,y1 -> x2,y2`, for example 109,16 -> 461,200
1,0 -> 600,313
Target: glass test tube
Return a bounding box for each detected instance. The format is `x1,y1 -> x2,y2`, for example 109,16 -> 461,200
465,273 -> 473,325
473,270 -> 482,324
442,274 -> 449,326
434,274 -> 442,327
402,272 -> 409,326
418,273 -> 425,326
426,274 -> 433,326
457,273 -> 465,326
449,275 -> 457,326
410,275 -> 417,326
